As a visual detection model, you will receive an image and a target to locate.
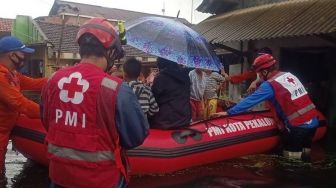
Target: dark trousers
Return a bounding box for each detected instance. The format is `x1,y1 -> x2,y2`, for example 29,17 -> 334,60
283,126 -> 317,152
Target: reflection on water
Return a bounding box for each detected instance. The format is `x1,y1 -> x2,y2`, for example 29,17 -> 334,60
3,142 -> 47,188
4,132 -> 336,188
130,153 -> 336,188
10,161 -> 48,188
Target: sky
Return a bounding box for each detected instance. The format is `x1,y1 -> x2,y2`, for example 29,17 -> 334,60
0,0 -> 212,23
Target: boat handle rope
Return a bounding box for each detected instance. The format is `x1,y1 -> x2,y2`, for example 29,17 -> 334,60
171,129 -> 202,144
203,113 -> 275,133
172,112 -> 275,144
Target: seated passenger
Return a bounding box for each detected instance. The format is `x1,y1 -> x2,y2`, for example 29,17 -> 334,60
109,64 -> 123,79
123,57 -> 159,117
189,68 -> 207,121
149,57 -> 191,129
146,68 -> 158,87
204,68 -> 229,119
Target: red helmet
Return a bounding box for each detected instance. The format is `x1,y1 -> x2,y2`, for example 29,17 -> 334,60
76,17 -> 124,62
252,54 -> 276,72
76,17 -> 119,49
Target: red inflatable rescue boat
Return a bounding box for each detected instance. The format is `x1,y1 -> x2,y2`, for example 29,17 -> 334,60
11,110 -> 326,174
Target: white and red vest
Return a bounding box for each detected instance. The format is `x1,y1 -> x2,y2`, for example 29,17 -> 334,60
268,72 -> 318,126
43,62 -> 125,188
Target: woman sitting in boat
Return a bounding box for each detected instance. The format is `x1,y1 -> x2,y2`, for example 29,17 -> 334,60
149,57 -> 191,129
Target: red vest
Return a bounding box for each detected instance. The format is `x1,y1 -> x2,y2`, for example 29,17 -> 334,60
268,72 -> 319,126
44,63 -> 125,188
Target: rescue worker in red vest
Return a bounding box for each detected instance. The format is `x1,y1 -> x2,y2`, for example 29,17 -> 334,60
41,17 -> 149,188
212,54 -> 319,161
0,36 -> 47,179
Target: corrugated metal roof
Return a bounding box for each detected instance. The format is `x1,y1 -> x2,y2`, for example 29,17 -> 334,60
194,0 -> 336,43
196,0 -> 239,15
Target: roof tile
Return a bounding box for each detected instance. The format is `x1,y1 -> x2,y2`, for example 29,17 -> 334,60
37,21 -> 153,58
49,0 -> 191,26
0,18 -> 13,32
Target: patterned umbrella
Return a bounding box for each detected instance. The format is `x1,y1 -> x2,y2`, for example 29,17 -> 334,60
125,16 -> 223,71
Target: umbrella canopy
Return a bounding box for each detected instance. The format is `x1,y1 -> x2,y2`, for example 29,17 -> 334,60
125,16 -> 223,71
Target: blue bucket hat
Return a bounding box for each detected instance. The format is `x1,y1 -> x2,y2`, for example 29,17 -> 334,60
0,36 -> 35,54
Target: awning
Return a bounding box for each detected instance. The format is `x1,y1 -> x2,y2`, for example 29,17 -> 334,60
194,0 -> 336,43
196,0 -> 239,15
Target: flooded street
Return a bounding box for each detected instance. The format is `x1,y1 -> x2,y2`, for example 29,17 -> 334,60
4,132 -> 336,188
4,142 -> 47,188
1,0 -> 336,188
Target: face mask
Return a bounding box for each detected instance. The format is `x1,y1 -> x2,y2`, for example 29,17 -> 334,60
10,53 -> 26,70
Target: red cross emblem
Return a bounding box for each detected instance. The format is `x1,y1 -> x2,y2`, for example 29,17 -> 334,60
63,78 -> 83,98
58,72 -> 89,104
286,76 -> 296,86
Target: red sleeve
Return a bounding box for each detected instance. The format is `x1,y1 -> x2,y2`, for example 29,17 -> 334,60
17,73 -> 47,91
0,74 -> 40,118
41,80 -> 51,130
229,71 -> 257,84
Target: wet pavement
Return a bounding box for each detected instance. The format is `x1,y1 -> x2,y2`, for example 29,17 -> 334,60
3,133 -> 336,188
3,142 -> 47,188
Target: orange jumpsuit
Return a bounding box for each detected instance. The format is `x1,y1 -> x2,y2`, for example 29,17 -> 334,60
0,64 -> 47,174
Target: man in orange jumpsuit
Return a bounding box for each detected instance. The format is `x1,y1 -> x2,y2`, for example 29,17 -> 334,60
0,36 -> 47,177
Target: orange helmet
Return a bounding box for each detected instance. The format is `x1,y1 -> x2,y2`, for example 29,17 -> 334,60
252,54 -> 276,72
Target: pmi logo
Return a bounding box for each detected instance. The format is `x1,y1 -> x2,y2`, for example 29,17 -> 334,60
58,72 -> 89,104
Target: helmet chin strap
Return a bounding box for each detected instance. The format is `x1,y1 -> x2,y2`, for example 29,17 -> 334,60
104,46 -> 125,73
104,48 -> 117,73
105,57 -> 115,73
262,70 -> 270,80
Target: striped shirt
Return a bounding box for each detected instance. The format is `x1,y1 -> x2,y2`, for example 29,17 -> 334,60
128,80 -> 159,116
204,72 -> 226,100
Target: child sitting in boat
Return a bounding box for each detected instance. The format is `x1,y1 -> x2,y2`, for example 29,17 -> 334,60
123,57 -> 159,117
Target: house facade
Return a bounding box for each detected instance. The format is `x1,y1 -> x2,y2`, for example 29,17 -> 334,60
36,0 -> 191,77
11,0 -> 191,78
195,0 -> 336,127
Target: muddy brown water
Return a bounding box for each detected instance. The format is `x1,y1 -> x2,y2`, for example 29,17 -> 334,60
3,133 -> 336,188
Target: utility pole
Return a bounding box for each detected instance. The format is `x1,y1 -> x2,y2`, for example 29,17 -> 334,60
57,14 -> 67,65
162,1 -> 165,15
191,0 -> 194,24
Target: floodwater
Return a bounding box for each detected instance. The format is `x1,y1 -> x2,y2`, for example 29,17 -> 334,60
3,131 -> 336,188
